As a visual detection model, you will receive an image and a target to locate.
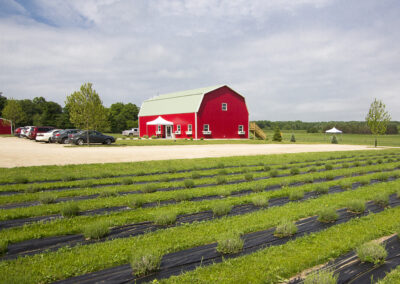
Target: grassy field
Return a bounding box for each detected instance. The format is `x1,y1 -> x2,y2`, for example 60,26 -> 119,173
1,149 -> 400,283
103,130 -> 400,147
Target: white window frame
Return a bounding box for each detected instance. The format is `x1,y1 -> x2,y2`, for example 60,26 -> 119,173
238,125 -> 245,135
222,103 -> 227,111
202,124 -> 211,135
186,124 -> 193,135
175,124 -> 181,135
156,125 -> 161,135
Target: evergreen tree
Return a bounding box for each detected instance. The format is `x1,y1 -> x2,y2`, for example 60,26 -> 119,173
272,126 -> 282,142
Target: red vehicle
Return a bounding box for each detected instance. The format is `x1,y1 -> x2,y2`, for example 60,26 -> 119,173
14,127 -> 23,137
28,126 -> 55,140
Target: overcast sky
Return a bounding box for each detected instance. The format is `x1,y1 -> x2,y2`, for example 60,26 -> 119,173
0,0 -> 399,121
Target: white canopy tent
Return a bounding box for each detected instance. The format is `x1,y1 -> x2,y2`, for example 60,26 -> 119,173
146,116 -> 174,138
325,127 -> 342,134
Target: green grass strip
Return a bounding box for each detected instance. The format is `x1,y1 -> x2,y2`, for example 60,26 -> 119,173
376,263 -> 400,284
0,179 -> 399,283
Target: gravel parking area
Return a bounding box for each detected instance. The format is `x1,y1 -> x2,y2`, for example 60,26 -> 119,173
0,137 -> 378,168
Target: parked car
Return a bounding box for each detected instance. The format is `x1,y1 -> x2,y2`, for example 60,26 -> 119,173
122,128 -> 139,136
54,129 -> 80,144
28,126 -> 55,140
20,126 -> 34,138
49,129 -> 62,143
14,127 -> 23,137
70,130 -> 115,145
36,129 -> 61,143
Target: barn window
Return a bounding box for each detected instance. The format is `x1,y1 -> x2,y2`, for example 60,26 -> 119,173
238,125 -> 243,132
157,125 -> 161,132
222,103 -> 227,111
177,125 -> 181,131
188,124 -> 192,131
203,124 -> 209,131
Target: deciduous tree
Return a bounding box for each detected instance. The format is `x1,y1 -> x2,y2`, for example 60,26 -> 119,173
2,99 -> 26,133
65,83 -> 109,144
365,98 -> 391,147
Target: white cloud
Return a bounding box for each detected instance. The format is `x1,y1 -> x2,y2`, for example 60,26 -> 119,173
0,0 -> 399,121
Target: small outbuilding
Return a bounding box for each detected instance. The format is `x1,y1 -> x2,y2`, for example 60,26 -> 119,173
325,127 -> 343,134
138,85 -> 249,139
0,118 -> 12,135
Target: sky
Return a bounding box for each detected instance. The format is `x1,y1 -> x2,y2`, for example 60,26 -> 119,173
0,0 -> 399,121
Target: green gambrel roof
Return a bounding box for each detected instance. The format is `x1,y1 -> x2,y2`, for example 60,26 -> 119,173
138,85 -> 225,116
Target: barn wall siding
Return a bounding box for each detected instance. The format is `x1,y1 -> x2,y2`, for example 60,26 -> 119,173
139,113 -> 196,138
0,119 -> 12,135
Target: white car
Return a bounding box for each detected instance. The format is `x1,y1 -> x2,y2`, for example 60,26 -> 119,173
122,128 -> 139,136
36,129 -> 61,143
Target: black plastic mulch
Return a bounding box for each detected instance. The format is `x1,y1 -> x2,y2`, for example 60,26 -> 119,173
2,185 -> 348,261
290,234 -> 400,284
53,195 -> 400,284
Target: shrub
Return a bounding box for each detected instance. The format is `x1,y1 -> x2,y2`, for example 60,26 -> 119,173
143,135 -> 149,139
99,190 -> 118,198
142,184 -> 157,193
122,178 -> 133,185
373,193 -> 389,207
340,181 -> 353,190
281,165 -> 288,170
211,203 -> 232,216
154,211 -> 177,225
269,170 -> 279,177
218,169 -> 228,175
251,196 -> 269,207
14,176 -> 29,184
217,234 -> 244,254
130,197 -> 145,208
136,171 -> 145,176
0,240 -> 8,255
183,179 -> 195,188
274,220 -> 298,238
331,135 -> 338,144
353,161 -> 361,167
315,185 -> 329,194
191,172 -> 201,179
377,173 -> 389,181
359,179 -> 370,186
356,241 -> 387,265
25,185 -> 42,193
304,269 -> 338,284
151,135 -> 157,139
272,126 -> 282,142
62,175 -> 76,182
83,221 -> 110,239
289,190 -> 304,201
130,253 -> 161,277
308,167 -> 317,172
303,176 -> 314,183
200,137 -> 204,140
317,208 -> 338,223
347,200 -> 365,214
367,160 -> 373,165
325,163 -> 333,170
80,180 -> 93,188
174,192 -> 191,202
377,159 -> 383,164
39,193 -> 57,204
244,173 -> 254,181
325,173 -> 335,181
219,188 -> 231,197
290,134 -> 296,142
342,163 -> 350,168
216,176 -> 227,185
167,167 -> 177,173
60,202 -> 80,218
252,184 -> 264,192
160,176 -> 170,182
290,167 -> 300,175
217,162 -> 225,168
100,172 -> 113,178
263,165 -> 271,171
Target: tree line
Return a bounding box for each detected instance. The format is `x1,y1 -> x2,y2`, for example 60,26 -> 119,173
0,88 -> 139,133
255,120 -> 399,134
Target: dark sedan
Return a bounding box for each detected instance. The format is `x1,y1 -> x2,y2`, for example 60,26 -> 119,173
70,130 -> 115,145
54,129 -> 80,144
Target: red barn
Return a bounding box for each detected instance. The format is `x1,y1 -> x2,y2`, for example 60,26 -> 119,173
0,118 -> 12,135
138,85 -> 249,139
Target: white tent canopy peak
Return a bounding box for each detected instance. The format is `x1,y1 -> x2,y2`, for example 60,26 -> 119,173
146,116 -> 173,125
325,127 -> 343,134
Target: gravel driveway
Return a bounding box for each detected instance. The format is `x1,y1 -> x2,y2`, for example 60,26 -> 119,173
0,137 -> 377,168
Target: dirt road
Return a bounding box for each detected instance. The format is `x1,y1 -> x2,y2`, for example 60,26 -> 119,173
0,137 -> 378,168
